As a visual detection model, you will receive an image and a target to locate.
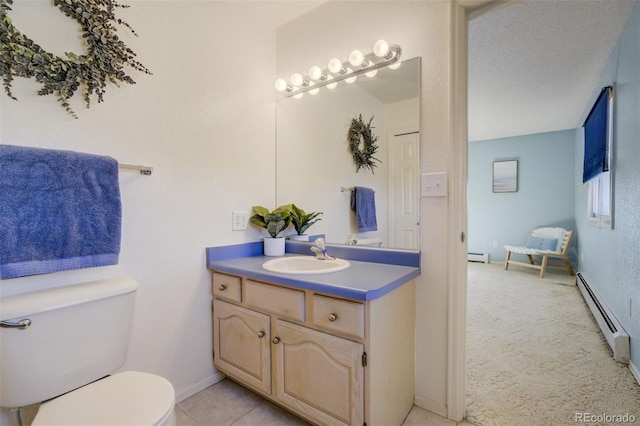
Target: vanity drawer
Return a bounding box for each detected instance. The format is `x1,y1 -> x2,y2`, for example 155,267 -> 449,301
213,272 -> 242,303
244,280 -> 305,322
312,295 -> 365,339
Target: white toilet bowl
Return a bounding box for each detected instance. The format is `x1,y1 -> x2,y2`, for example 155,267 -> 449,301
32,371 -> 175,426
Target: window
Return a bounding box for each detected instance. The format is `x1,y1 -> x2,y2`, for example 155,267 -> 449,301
588,171 -> 611,227
584,86 -> 613,228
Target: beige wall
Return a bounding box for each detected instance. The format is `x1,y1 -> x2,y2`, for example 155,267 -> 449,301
0,0 -> 277,406
277,0 -> 454,416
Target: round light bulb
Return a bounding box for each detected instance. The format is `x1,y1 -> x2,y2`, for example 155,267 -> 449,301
373,39 -> 390,58
293,92 -> 304,100
389,61 -> 402,70
309,82 -> 319,95
326,75 -> 338,89
328,58 -> 343,74
308,66 -> 323,81
349,50 -> 364,67
290,73 -> 304,87
345,68 -> 357,84
274,78 -> 288,92
365,69 -> 378,78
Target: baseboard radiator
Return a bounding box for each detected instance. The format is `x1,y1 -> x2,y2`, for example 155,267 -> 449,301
576,272 -> 630,364
468,252 -> 489,263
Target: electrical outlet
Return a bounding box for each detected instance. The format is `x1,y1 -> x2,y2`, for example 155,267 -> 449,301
232,211 -> 249,231
492,240 -> 499,248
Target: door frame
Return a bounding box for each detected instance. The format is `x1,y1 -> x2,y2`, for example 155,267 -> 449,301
448,1 -> 520,421
447,2 -> 469,420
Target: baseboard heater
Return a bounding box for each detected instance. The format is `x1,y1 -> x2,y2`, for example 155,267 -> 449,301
468,252 -> 489,263
576,272 -> 630,364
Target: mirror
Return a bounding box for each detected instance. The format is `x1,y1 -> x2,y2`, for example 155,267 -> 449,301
276,57 -> 421,250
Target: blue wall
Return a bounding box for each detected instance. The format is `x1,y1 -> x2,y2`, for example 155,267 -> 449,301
468,130 -> 576,264
574,1 -> 639,374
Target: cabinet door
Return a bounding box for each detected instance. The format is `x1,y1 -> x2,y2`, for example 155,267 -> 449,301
272,319 -> 364,426
213,299 -> 271,394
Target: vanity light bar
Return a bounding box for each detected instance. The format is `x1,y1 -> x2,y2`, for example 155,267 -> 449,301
275,40 -> 402,99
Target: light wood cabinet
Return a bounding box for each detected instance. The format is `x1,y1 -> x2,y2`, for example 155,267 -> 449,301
213,299 -> 271,394
273,319 -> 364,426
212,272 -> 242,303
211,271 -> 415,426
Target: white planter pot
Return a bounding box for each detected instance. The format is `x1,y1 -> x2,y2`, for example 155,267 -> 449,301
289,234 -> 310,241
263,237 -> 286,256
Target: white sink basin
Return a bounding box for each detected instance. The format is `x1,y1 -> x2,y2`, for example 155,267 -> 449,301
262,256 -> 350,274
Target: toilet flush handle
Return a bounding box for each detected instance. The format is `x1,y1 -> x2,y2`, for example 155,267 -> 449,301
0,319 -> 32,330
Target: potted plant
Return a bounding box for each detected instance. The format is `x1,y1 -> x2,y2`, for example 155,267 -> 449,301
286,204 -> 323,241
249,205 -> 292,256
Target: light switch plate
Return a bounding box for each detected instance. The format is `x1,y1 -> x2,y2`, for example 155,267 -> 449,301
232,211 -> 249,231
421,172 -> 447,197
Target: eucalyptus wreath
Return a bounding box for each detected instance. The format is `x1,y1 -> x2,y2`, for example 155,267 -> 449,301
348,114 -> 380,173
0,0 -> 151,117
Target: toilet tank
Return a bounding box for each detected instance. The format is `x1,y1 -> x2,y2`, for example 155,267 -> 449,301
0,276 -> 138,408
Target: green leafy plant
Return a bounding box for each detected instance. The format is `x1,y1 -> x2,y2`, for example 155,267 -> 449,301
249,205 -> 292,238
285,204 -> 322,236
0,0 -> 151,118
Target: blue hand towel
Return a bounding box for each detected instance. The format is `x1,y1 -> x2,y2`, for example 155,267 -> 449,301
0,145 -> 121,279
350,186 -> 377,232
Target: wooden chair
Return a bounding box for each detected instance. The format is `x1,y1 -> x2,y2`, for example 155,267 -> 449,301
504,227 -> 574,278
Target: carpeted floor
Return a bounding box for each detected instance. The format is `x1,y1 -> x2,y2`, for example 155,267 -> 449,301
466,262 -> 640,426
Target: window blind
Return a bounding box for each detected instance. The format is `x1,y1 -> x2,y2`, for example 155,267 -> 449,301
582,86 -> 611,183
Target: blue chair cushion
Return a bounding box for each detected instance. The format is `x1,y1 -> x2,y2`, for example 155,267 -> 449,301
526,236 -> 558,251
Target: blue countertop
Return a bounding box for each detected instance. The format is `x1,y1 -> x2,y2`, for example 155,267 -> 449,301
206,241 -> 420,301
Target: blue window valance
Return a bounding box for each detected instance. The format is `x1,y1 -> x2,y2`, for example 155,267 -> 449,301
582,86 -> 612,183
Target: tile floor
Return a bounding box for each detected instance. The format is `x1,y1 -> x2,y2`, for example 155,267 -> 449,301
175,378 -> 476,426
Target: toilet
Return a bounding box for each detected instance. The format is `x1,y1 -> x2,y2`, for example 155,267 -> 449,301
0,277 -> 176,426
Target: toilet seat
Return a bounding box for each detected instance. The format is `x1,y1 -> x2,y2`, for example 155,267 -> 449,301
32,371 -> 175,426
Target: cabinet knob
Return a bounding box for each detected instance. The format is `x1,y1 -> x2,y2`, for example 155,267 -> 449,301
257,330 -> 265,339
218,284 -> 227,291
272,337 -> 280,344
328,313 -> 338,322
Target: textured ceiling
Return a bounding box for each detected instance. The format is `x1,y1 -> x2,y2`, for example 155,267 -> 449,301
468,0 -> 635,141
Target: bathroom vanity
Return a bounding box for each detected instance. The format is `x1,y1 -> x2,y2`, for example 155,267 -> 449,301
207,243 -> 419,426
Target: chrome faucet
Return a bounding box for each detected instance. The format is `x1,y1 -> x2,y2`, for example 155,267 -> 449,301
345,234 -> 356,245
310,238 -> 334,260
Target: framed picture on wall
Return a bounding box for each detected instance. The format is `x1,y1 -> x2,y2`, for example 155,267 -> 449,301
493,160 -> 518,193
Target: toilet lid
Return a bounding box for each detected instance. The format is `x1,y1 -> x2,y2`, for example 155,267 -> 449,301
33,371 -> 175,426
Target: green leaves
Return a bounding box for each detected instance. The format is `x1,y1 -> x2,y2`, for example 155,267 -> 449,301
249,204 -> 322,237
266,216 -> 287,239
249,205 -> 292,238
0,0 -> 151,117
288,204 -> 322,235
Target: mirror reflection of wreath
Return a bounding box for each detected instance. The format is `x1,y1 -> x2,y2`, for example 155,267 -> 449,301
0,0 -> 151,118
348,114 -> 380,173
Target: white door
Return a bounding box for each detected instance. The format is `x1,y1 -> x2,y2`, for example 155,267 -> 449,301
388,130 -> 420,249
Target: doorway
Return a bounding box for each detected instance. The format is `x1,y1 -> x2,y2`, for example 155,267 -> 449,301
448,0 -> 517,421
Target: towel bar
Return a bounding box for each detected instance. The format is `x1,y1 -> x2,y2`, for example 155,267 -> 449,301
119,163 -> 153,175
340,186 -> 375,193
